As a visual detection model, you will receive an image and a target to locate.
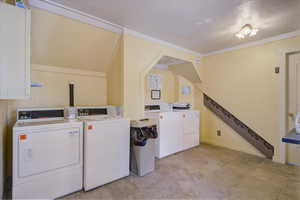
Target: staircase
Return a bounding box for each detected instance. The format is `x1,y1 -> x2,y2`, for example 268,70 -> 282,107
203,94 -> 274,159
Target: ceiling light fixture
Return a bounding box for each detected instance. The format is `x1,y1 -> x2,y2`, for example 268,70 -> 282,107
235,24 -> 258,39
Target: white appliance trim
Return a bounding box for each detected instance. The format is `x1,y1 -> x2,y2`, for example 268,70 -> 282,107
32,64 -> 106,78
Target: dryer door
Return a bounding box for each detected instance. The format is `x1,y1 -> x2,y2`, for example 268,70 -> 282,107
17,127 -> 81,178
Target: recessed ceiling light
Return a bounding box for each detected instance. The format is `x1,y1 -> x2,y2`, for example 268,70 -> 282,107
235,24 -> 259,39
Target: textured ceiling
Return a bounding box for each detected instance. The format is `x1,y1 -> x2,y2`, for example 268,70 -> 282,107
50,0 -> 300,54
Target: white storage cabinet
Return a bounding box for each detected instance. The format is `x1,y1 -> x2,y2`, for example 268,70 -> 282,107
156,112 -> 183,158
0,3 -> 30,99
145,110 -> 200,159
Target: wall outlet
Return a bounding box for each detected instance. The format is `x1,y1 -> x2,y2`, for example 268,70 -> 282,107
217,130 -> 221,136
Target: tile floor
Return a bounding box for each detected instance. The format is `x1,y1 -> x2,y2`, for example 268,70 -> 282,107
62,144 -> 300,200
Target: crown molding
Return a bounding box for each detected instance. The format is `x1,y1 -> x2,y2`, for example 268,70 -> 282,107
28,0 -> 300,58
124,28 -> 202,57
28,0 -> 123,34
203,30 -> 300,56
28,0 -> 202,57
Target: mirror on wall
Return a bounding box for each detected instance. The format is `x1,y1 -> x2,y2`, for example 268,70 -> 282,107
145,56 -> 200,106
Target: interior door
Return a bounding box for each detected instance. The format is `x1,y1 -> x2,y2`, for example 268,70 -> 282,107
288,53 -> 300,165
288,53 -> 300,131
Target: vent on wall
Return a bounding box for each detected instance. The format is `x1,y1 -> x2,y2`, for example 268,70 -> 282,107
203,94 -> 274,159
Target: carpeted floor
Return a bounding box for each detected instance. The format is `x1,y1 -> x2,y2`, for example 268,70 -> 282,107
62,144 -> 300,200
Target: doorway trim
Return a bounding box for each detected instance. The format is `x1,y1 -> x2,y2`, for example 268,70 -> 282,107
278,48 -> 300,163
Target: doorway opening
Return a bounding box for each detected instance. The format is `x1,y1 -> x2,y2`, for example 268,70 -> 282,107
278,50 -> 300,164
142,56 -> 201,111
286,52 -> 300,165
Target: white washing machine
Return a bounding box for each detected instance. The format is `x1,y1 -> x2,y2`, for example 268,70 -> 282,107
78,106 -> 130,191
145,104 -> 200,159
12,108 -> 83,199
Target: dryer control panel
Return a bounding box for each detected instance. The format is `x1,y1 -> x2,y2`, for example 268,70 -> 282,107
78,108 -> 108,117
17,108 -> 64,121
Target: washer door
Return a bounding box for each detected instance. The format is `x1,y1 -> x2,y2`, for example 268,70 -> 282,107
17,127 -> 81,178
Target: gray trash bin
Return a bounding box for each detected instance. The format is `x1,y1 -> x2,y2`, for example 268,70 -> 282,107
130,119 -> 158,176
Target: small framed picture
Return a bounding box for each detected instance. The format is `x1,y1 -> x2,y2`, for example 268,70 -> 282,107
151,90 -> 161,100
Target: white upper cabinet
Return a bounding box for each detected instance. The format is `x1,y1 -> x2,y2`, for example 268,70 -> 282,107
0,3 -> 30,99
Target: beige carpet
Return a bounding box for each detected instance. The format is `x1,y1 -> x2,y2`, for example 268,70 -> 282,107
62,144 -> 300,200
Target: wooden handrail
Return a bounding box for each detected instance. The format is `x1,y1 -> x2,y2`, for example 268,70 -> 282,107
203,94 -> 274,159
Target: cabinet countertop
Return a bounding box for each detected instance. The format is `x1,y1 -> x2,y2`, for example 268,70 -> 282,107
282,129 -> 300,145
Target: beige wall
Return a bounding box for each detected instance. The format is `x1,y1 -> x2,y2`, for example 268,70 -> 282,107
176,75 -> 195,107
7,65 -> 107,124
145,68 -> 176,104
200,35 -> 300,161
144,67 -> 197,107
31,7 -> 120,72
169,63 -> 201,83
1,7 -> 116,187
3,65 -> 108,177
108,37 -> 123,106
123,32 -> 201,119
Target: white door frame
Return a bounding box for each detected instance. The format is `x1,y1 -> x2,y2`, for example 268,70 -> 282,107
277,49 -> 300,163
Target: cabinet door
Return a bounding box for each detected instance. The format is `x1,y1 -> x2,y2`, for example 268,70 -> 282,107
158,112 -> 183,158
182,111 -> 200,150
0,3 -> 30,99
